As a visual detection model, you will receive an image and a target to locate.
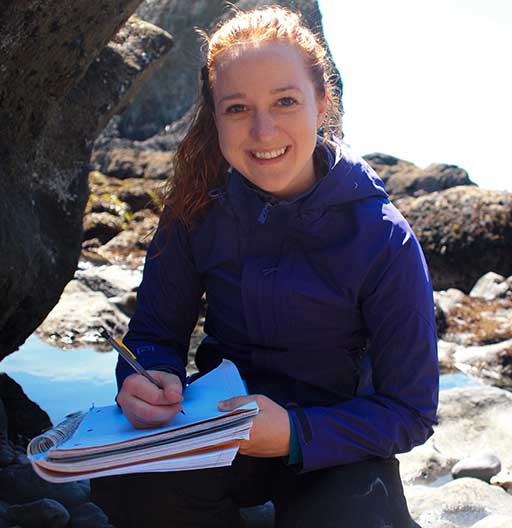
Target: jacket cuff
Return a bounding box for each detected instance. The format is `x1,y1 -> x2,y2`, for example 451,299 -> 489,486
115,344 -> 187,392
284,411 -> 303,467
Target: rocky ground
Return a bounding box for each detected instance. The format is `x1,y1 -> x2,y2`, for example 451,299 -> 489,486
1,169 -> 512,526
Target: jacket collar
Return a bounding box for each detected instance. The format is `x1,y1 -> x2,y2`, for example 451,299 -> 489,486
221,138 -> 388,226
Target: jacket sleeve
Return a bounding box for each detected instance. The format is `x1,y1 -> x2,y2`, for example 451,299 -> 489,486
116,220 -> 204,392
289,215 -> 439,473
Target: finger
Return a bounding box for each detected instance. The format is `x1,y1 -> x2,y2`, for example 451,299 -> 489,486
125,374 -> 182,406
127,397 -> 183,428
218,395 -> 256,411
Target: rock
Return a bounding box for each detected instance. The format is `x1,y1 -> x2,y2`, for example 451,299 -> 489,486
454,339 -> 512,389
491,469 -> 512,492
451,452 -> 502,483
35,280 -> 129,350
0,2 -> 173,363
0,464 -> 88,509
0,435 -> 16,468
404,478 -> 512,528
0,375 -> 51,447
397,441 -> 457,485
471,515 -> 512,528
365,153 -> 475,198
434,289 -> 466,315
74,263 -> 142,298
91,145 -> 174,180
68,502 -> 113,528
434,387 -> 512,470
395,186 -> 512,292
437,339 -> 460,372
7,499 -> 70,528
434,299 -> 448,337
470,272 -> 512,301
95,211 -> 159,268
436,290 -> 512,347
398,386 -> 512,490
83,212 -> 124,244
109,292 -> 139,318
240,502 -> 275,528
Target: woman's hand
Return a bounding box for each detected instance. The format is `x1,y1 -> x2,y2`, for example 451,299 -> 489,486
218,394 -> 291,457
116,371 -> 183,429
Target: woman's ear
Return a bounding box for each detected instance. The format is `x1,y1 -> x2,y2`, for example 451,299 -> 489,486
316,94 -> 327,129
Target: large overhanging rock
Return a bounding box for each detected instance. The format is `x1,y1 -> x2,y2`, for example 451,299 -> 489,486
396,186 -> 512,292
0,2 -> 173,361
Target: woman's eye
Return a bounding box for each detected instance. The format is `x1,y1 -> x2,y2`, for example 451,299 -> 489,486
277,97 -> 298,107
225,104 -> 246,114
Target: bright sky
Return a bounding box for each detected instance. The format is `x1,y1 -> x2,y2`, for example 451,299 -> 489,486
318,0 -> 512,191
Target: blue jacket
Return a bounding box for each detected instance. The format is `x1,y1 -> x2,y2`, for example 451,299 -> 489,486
117,141 -> 439,473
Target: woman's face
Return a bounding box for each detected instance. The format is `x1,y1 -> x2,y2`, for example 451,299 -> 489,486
213,41 -> 326,200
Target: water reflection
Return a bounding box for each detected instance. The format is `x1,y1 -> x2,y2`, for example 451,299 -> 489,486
0,335 -> 117,424
1,336 -> 481,426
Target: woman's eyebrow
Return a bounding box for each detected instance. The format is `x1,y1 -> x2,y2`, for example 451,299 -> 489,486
270,85 -> 301,93
218,92 -> 246,104
218,85 -> 301,105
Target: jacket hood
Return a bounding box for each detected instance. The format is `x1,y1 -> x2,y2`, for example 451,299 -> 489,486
219,138 -> 388,225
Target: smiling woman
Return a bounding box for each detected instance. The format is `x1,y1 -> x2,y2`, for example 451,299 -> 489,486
213,41 -> 325,199
91,6 -> 438,528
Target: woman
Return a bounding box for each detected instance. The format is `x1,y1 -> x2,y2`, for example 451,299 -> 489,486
92,6 -> 438,527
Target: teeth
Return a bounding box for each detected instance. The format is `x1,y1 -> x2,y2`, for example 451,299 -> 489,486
252,147 -> 287,159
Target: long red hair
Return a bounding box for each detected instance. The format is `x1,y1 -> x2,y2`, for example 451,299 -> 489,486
161,6 -> 342,231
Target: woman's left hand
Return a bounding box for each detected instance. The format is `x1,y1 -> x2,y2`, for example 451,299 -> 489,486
218,394 -> 291,457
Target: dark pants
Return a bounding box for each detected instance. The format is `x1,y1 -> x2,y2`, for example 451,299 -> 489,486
91,454 -> 418,528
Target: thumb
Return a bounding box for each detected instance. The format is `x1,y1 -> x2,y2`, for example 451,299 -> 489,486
218,395 -> 255,411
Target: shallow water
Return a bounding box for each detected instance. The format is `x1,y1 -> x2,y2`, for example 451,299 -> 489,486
1,336 -> 481,425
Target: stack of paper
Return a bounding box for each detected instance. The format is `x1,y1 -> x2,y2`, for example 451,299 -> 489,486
28,360 -> 258,483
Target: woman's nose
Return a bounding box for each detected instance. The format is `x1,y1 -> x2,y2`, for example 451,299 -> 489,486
250,111 -> 278,142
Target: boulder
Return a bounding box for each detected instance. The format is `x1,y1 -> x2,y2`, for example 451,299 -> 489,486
68,502 -> 113,528
404,478 -> 512,528
94,210 -> 160,268
454,339 -> 512,389
0,464 -> 88,510
451,452 -> 502,483
471,515 -> 512,528
434,387 -> 512,470
395,186 -> 512,292
74,263 -> 142,298
398,386 -> 512,487
470,272 -> 512,301
7,498 -> 70,528
0,1 -> 173,362
36,280 -> 129,350
0,375 -> 51,446
365,153 -> 474,198
83,212 -> 124,244
435,288 -> 512,347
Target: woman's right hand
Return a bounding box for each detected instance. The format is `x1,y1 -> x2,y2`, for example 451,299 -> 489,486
116,371 -> 184,429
